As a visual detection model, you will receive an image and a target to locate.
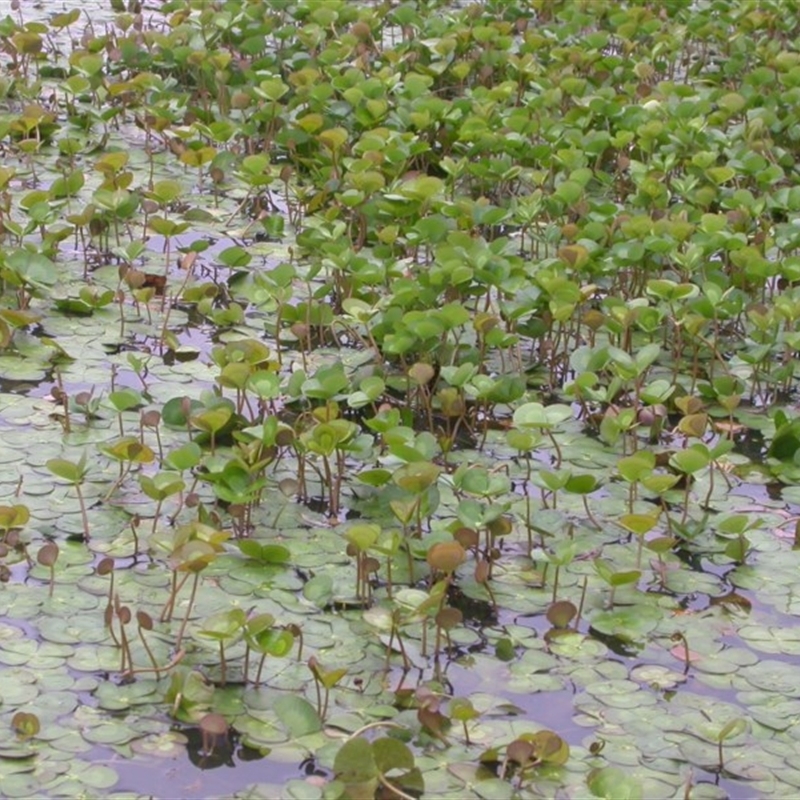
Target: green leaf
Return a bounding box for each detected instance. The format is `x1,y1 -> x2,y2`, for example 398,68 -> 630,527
356,468 -> 392,487
768,418 -> 800,461
274,695 -> 321,738
718,717 -> 747,742
334,736 -> 377,782
318,127 -> 349,153
393,462 -> 441,493
6,249 -> 57,287
101,437 -> 155,464
717,515 -> 750,535
555,180 -> 583,204
588,767 -> 643,799
513,402 -> 572,429
190,407 -> 232,435
162,396 -> 203,428
165,442 -> 202,471
590,605 -> 662,643
372,737 -> 414,773
565,474 -> 600,494
608,569 -> 641,588
50,169 -> 85,199
303,574 -> 333,608
46,457 -> 85,483
619,513 -> 658,536
197,608 -> 246,641
345,524 -> 380,552
618,451 -> 655,482
260,544 -> 291,564
395,175 -> 443,201
139,472 -> 184,500
495,638 -> 516,662
218,246 -> 252,269
107,389 -> 143,412
670,445 -> 710,474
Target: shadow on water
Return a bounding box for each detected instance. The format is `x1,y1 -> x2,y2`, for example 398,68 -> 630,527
110,728 -> 299,799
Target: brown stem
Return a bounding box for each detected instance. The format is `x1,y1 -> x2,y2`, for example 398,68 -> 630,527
125,648 -> 185,677
138,626 -> 160,677
255,653 -> 267,686
118,619 -> 133,674
575,576 -> 588,630
175,571 -> 200,650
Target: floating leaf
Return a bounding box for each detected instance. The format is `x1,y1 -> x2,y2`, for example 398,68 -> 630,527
588,767 -> 643,799
274,695 -> 321,737
12,712 -> 40,740
590,605 -> 662,643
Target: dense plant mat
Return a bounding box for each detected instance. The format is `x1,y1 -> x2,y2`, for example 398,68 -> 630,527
1,0 -> 800,797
